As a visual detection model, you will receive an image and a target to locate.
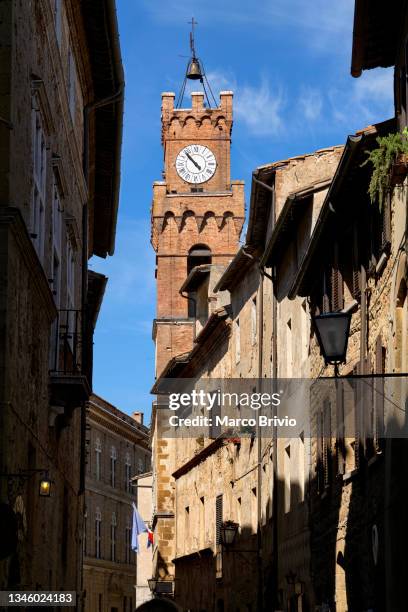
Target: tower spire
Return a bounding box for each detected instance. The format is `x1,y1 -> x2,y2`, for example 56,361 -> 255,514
176,18 -> 217,109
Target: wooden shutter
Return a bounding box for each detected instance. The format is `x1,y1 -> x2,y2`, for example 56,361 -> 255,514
352,226 -> 361,299
331,242 -> 343,311
380,194 -> 391,251
215,495 -> 223,544
323,267 -> 331,313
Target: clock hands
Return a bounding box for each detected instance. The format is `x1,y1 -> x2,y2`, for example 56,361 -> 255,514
185,152 -> 202,171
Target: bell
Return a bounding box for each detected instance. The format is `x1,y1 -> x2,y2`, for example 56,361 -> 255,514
186,58 -> 203,80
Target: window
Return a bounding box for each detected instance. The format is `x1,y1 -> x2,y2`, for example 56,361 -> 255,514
299,432 -> 305,503
95,509 -> 101,559
31,105 -> 47,260
111,512 -> 117,561
251,487 -> 258,532
284,445 -> 291,513
215,495 -> 223,579
125,453 -> 131,492
110,446 -> 117,488
235,319 -> 241,364
138,457 -> 143,475
67,45 -> 77,119
251,297 -> 257,345
184,506 -> 190,551
317,399 -> 332,492
51,180 -> 62,305
83,508 -> 87,557
67,239 -> 75,309
54,0 -> 62,46
199,496 -> 205,549
286,318 -> 293,376
125,518 -> 132,564
215,495 -> 223,545
187,244 -> 212,318
95,438 -> 102,481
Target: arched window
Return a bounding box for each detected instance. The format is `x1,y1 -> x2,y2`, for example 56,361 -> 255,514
125,452 -> 131,493
95,438 -> 102,481
187,245 -> 212,317
110,446 -> 117,488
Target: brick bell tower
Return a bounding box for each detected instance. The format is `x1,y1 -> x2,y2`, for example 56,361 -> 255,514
151,90 -> 245,377
150,83 -> 245,585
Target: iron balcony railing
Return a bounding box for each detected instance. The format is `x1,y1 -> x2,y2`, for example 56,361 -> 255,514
50,309 -> 82,375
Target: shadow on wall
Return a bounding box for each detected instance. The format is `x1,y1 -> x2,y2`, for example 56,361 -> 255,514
136,598 -> 178,611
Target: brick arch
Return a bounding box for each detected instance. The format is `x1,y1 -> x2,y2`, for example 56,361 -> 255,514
180,209 -> 197,232
162,211 -> 176,232
182,115 -> 197,128
169,116 -> 181,135
199,211 -> 216,232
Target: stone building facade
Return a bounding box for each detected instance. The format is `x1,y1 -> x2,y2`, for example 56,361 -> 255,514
83,395 -> 150,612
153,146 -> 342,611
150,90 -> 245,590
0,0 -> 123,600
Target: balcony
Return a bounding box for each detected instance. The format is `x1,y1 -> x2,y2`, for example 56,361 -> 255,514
49,309 -> 91,407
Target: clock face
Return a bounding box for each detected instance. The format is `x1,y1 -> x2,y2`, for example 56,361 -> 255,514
175,144 -> 217,184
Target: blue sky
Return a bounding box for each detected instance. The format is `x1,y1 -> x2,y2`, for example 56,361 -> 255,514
89,0 -> 394,421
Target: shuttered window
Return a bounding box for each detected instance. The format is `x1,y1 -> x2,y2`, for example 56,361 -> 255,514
331,242 -> 343,312
352,226 -> 361,299
215,495 -> 223,545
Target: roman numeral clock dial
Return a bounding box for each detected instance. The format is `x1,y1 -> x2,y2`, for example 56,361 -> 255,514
175,144 -> 217,184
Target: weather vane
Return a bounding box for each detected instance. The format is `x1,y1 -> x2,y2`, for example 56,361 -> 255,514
176,17 -> 217,109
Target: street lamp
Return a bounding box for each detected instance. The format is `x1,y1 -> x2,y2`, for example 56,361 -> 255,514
313,311 -> 352,375
220,520 -> 239,547
39,474 -> 52,497
147,577 -> 157,594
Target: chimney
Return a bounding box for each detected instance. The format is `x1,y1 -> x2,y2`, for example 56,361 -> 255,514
132,411 -> 144,425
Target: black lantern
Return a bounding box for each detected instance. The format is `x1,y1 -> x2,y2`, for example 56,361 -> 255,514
220,521 -> 239,547
313,311 -> 351,369
147,578 -> 157,593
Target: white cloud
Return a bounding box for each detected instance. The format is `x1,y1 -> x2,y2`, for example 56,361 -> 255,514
235,78 -> 285,136
298,86 -> 323,122
329,68 -> 394,127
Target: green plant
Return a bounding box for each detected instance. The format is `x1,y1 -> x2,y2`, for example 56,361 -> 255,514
362,127 -> 408,210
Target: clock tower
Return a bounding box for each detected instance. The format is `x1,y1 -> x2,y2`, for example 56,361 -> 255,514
150,88 -> 244,585
151,90 -> 245,377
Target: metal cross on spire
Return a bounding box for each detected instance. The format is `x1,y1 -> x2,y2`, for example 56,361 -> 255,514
189,17 -> 198,58
176,17 -> 217,109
